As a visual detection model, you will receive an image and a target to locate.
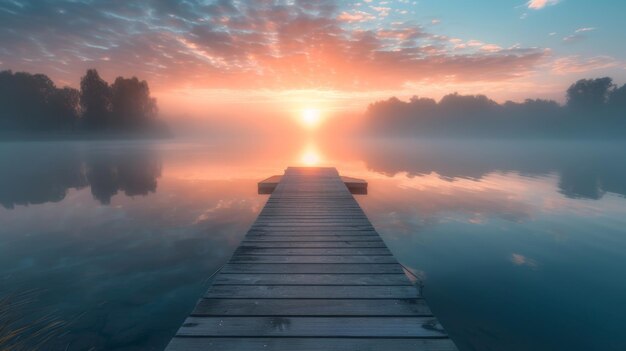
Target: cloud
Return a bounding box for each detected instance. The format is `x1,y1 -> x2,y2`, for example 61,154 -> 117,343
0,0 -> 547,91
369,6 -> 391,17
526,0 -> 560,10
575,27 -> 596,33
551,55 -> 622,74
481,44 -> 503,52
562,35 -> 580,42
377,27 -> 426,41
563,27 -> 596,42
338,10 -> 375,22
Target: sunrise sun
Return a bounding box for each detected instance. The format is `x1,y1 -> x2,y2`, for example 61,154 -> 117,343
300,108 -> 321,128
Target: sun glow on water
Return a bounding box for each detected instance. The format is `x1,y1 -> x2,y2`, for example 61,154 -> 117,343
300,143 -> 321,166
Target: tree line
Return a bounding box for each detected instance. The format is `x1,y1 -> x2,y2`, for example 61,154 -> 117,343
0,69 -> 168,136
363,77 -> 626,138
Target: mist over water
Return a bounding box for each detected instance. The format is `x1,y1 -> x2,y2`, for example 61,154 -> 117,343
2,0 -> 626,349
1,137 -> 626,350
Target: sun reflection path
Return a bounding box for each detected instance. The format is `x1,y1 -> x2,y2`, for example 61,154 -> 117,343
300,143 -> 321,166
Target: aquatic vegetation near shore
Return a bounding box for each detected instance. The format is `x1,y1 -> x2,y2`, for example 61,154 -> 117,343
0,290 -> 80,351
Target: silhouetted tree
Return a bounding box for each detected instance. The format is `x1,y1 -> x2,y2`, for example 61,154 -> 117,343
80,69 -> 112,130
438,93 -> 499,113
363,76 -> 626,138
566,77 -> 615,110
0,68 -> 167,137
608,84 -> 626,111
111,76 -> 158,129
50,87 -> 81,129
0,70 -> 79,131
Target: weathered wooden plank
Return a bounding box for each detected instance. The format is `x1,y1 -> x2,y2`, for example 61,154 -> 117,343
250,226 -> 375,231
239,241 -> 386,248
255,220 -> 371,224
264,200 -> 360,203
263,202 -> 359,204
253,217 -> 368,220
253,218 -> 368,221
167,338 -> 458,351
192,298 -> 431,316
256,216 -> 369,219
267,199 -> 357,202
260,209 -> 364,212
255,212 -> 365,215
258,209 -> 365,212
263,208 -> 363,210
221,263 -> 404,274
257,212 -> 367,215
247,230 -> 379,236
254,217 -> 369,220
260,208 -> 365,212
262,202 -> 357,204
228,255 -> 398,264
258,213 -> 365,217
176,316 -> 447,337
234,247 -> 392,255
263,201 -> 361,203
258,214 -> 366,216
213,273 -> 412,286
259,216 -> 367,220
243,235 -> 383,242
253,222 -> 374,227
264,200 -> 359,202
205,285 -> 419,298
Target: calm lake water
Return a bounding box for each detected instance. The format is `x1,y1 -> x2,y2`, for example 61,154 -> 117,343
1,138 -> 626,350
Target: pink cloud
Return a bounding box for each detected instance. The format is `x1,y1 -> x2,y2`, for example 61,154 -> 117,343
0,1 -> 548,92
481,44 -> 503,52
551,55 -> 622,74
338,10 -> 375,23
527,0 -> 560,10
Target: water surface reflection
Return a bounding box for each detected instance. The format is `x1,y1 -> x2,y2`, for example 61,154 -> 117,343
348,138 -> 626,199
1,138 -> 625,350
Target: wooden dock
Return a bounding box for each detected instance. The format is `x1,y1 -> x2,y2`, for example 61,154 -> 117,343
166,167 -> 457,351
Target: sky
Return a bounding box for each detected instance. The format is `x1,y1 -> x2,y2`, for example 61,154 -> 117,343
0,0 -> 625,118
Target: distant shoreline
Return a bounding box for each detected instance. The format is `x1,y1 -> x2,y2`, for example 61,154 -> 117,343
0,130 -> 172,142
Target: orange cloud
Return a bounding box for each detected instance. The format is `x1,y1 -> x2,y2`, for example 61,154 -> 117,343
0,1 -> 547,93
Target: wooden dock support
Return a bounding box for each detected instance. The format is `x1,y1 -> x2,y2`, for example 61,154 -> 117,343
166,167 -> 457,351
